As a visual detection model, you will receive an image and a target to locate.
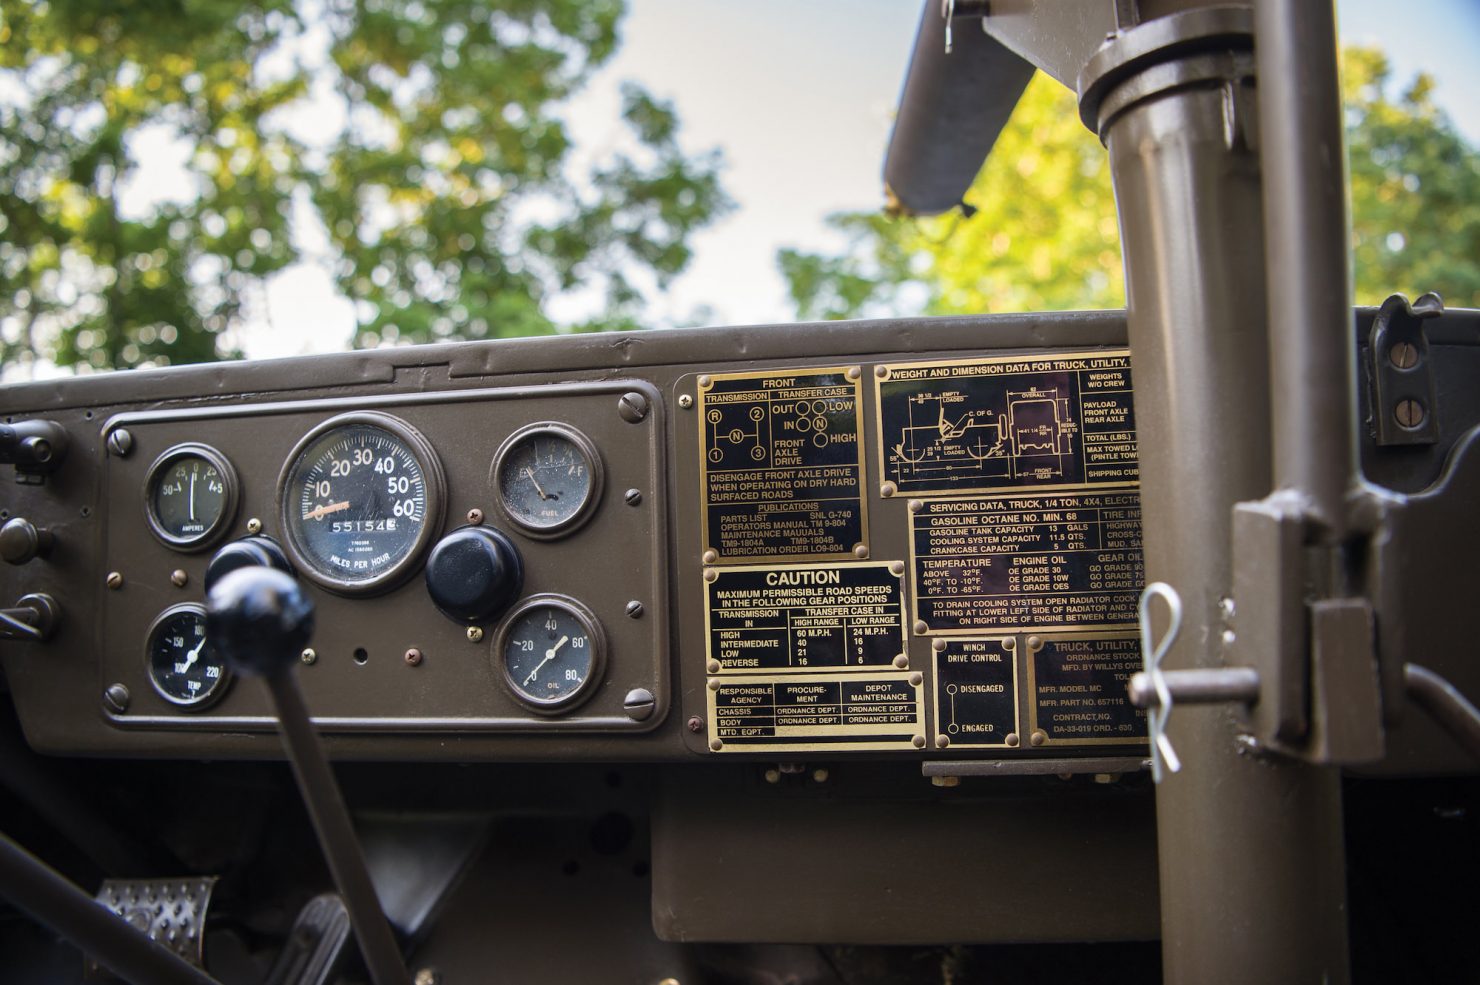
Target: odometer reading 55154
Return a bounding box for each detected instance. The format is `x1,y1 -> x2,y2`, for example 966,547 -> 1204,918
279,413 -> 445,594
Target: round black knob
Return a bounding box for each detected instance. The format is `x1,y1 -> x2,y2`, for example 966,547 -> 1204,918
424,525 -> 523,623
206,566 -> 315,677
205,536 -> 294,593
0,517 -> 52,565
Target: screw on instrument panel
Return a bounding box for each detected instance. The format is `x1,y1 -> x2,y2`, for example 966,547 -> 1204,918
852,543 -> 869,559
893,654 -> 909,669
912,735 -> 926,749
913,620 -> 929,635
880,481 -> 897,498
103,684 -> 130,714
936,734 -> 950,749
1029,730 -> 1047,747
246,518 -> 263,535
706,678 -> 720,691
703,568 -> 718,583
1026,635 -> 1043,652
686,716 -> 703,733
623,688 -> 656,721
404,648 -> 423,667
874,365 -> 890,380
931,775 -> 960,788
706,659 -> 721,673
170,569 -> 188,588
678,394 -> 693,410
701,549 -> 718,565
658,978 -> 681,985
466,626 -> 484,643
889,560 -> 905,576
909,672 -> 923,686
1094,773 -> 1117,784
1395,398 -> 1426,429
1219,596 -> 1236,620
106,572 -> 123,590
1003,637 -> 1017,651
764,768 -> 781,784
624,489 -> 643,507
907,499 -> 924,513
709,738 -> 723,751
466,508 -> 484,525
106,429 -> 133,457
413,970 -> 440,985
812,768 -> 829,783
1005,732 -> 1021,748
618,391 -> 650,423
301,648 -> 317,665
931,638 -> 946,653
625,600 -> 644,619
845,366 -> 862,382
1389,341 -> 1420,369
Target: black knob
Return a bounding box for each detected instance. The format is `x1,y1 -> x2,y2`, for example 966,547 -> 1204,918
0,517 -> 53,565
424,525 -> 523,623
206,566 -> 315,677
205,535 -> 294,593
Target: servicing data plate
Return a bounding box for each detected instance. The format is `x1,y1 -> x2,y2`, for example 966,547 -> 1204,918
875,350 -> 1136,496
703,561 -> 924,752
909,488 -> 1143,635
698,368 -> 867,563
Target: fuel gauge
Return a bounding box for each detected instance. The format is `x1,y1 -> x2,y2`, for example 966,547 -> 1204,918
145,603 -> 230,710
492,424 -> 603,538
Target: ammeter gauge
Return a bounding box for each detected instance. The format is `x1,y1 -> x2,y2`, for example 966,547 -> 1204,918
492,424 -> 603,538
144,444 -> 238,550
496,595 -> 606,712
145,603 -> 229,710
279,412 -> 445,595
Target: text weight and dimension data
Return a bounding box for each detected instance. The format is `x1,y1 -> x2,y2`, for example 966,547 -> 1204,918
877,351 -> 1136,496
699,368 -> 865,561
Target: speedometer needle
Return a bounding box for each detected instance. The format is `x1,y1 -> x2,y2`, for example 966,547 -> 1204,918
302,501 -> 351,521
523,635 -> 569,685
522,467 -> 550,500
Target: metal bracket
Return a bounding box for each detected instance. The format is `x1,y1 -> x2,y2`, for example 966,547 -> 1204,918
1369,291 -> 1443,446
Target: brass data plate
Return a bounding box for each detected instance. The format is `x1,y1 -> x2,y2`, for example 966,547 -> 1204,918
933,637 -> 1019,748
910,488 -> 1143,635
704,562 -> 906,675
1027,632 -> 1147,747
698,367 -> 866,563
875,350 -> 1136,497
706,672 -> 925,753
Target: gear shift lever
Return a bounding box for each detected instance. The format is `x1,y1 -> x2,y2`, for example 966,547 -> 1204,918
206,566 -> 410,985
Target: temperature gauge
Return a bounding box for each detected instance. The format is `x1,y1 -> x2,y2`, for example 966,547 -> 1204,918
496,596 -> 605,712
145,444 -> 238,550
145,603 -> 230,710
492,424 -> 603,538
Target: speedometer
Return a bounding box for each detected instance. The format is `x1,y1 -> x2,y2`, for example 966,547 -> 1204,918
278,412 -> 445,595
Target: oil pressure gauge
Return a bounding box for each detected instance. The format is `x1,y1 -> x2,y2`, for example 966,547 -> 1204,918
496,595 -> 606,713
145,603 -> 230,710
492,424 -> 603,538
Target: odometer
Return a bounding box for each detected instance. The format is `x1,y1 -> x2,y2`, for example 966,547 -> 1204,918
279,412 -> 445,595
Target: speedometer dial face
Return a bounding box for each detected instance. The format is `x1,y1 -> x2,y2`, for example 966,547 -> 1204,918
279,413 -> 445,595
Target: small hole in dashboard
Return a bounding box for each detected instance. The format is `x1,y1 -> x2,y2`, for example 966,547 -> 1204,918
352,648 -> 368,665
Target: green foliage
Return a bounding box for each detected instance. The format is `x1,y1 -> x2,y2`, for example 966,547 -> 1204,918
782,47 -> 1480,321
0,0 -> 729,372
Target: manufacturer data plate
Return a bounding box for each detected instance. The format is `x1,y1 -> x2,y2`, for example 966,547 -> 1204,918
911,488 -> 1143,634
705,563 -> 906,674
876,350 -> 1136,496
698,368 -> 866,562
1028,634 -> 1147,746
933,638 -> 1019,748
707,673 -> 925,752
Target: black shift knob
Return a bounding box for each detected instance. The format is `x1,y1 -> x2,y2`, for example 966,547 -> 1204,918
205,535 -> 294,593
424,525 -> 523,623
206,566 -> 315,677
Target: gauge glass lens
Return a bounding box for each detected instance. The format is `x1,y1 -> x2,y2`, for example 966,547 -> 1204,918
146,447 -> 234,547
501,602 -> 599,708
147,606 -> 228,708
284,421 -> 435,588
496,428 -> 598,534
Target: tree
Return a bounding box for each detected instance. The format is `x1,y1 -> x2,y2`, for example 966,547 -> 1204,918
0,0 -> 729,374
781,47 -> 1480,321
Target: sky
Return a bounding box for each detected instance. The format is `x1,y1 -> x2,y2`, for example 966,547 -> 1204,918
134,0 -> 1480,361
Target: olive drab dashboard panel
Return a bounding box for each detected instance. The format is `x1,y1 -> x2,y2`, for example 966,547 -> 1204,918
0,313 -> 1158,765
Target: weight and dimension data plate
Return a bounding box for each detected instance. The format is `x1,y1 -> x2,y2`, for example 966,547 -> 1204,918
697,367 -> 866,563
876,350 -> 1136,497
703,562 -> 906,675
1027,633 -> 1147,747
909,488 -> 1143,635
933,637 -> 1019,749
